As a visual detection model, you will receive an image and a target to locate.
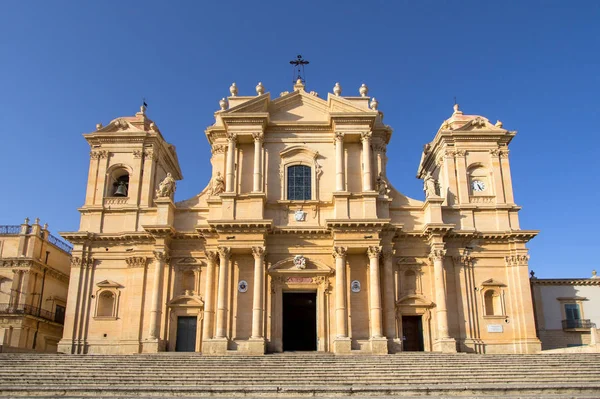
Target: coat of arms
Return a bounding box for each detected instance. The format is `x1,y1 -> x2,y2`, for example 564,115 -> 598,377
293,255 -> 306,269
294,210 -> 307,222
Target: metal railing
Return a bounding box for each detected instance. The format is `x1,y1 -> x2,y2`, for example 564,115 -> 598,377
0,226 -> 20,235
48,233 -> 73,254
0,303 -> 64,324
562,319 -> 596,329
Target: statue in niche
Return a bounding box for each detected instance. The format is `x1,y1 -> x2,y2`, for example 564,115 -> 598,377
156,173 -> 176,198
210,172 -> 225,196
423,172 -> 438,198
376,173 -> 391,196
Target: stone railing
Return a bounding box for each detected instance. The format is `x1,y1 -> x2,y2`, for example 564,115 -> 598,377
48,233 -> 73,254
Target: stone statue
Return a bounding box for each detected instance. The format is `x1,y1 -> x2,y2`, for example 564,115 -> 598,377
423,172 -> 438,198
210,172 -> 225,196
156,173 -> 176,198
376,173 -> 391,196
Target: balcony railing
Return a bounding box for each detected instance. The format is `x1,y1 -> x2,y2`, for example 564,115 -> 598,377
0,225 -> 20,235
48,233 -> 73,254
0,303 -> 64,325
562,319 -> 596,330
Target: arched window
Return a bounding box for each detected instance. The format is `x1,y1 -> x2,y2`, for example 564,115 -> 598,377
106,168 -> 130,197
97,291 -> 115,317
484,289 -> 502,316
287,165 -> 311,201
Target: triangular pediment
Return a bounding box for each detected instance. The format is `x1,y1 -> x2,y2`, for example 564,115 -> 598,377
328,94 -> 374,114
96,280 -> 123,288
268,91 -> 330,122
481,278 -> 507,287
96,118 -> 146,133
452,116 -> 505,132
268,256 -> 333,273
223,93 -> 270,114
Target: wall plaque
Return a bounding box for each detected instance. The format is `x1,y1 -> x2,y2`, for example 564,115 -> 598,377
487,324 -> 503,333
238,280 -> 248,293
351,280 -> 361,293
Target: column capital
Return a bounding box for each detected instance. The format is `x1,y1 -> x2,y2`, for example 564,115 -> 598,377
126,256 -> 148,268
252,132 -> 264,143
334,132 -> 345,143
153,250 -> 170,262
382,249 -> 394,262
332,246 -> 347,259
505,254 -> 529,266
367,246 -> 381,259
360,131 -> 372,142
205,250 -> 218,262
226,132 -> 237,143
251,246 -> 266,259
217,246 -> 231,258
429,248 -> 447,261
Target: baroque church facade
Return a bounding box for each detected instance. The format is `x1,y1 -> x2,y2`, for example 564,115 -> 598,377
58,79 -> 541,355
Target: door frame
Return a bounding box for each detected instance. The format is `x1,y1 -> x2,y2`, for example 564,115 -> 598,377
167,295 -> 204,352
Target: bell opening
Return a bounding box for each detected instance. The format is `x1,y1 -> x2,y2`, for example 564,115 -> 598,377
112,175 -> 129,197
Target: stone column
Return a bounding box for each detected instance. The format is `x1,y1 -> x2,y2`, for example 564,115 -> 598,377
252,133 -> 263,192
225,133 -> 237,193
430,245 -> 456,352
367,246 -> 383,337
10,270 -> 23,310
382,249 -> 396,343
149,250 -> 168,339
430,247 -> 449,339
334,132 -> 345,191
18,271 -> 31,309
215,247 -> 230,339
202,251 -> 218,340
361,131 -> 373,191
251,246 -> 265,339
332,247 -> 348,338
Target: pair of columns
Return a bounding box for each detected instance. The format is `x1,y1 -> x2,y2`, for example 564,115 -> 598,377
224,132 -> 264,193
203,246 -> 266,341
332,246 -> 385,339
334,131 -> 374,192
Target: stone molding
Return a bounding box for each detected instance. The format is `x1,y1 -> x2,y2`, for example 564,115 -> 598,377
125,256 -> 147,268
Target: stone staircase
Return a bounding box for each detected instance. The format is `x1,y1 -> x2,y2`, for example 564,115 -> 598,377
1,352 -> 600,398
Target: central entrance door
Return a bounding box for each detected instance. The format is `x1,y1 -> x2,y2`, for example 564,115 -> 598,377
175,316 -> 197,352
282,292 -> 317,351
402,315 -> 424,351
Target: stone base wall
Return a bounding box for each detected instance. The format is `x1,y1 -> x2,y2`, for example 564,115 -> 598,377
538,329 -> 598,350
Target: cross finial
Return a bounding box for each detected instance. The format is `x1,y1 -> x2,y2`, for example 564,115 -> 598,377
290,54 -> 309,85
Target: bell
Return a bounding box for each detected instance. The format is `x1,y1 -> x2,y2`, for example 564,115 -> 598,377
113,181 -> 128,197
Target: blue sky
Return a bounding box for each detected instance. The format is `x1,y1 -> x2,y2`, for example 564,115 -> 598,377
1,1 -> 598,278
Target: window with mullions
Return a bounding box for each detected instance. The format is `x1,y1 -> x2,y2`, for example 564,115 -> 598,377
287,165 -> 312,200
565,304 -> 581,321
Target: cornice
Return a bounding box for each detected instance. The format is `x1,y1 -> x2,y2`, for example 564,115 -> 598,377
203,219 -> 273,234
531,279 -> 600,286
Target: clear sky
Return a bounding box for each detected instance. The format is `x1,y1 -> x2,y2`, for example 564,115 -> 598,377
1,1 -> 598,278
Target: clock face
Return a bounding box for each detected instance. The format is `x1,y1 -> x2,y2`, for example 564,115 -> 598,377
472,180 -> 486,192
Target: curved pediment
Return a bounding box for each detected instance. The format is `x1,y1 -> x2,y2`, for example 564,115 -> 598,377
268,256 -> 333,274
168,295 -> 204,307
280,145 -> 319,160
396,294 -> 434,308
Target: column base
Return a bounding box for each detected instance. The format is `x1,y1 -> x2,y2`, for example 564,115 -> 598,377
370,337 -> 389,354
141,338 -> 165,353
332,337 -> 352,354
247,338 -> 266,355
433,338 -> 457,353
203,338 -> 229,355
387,338 -> 402,353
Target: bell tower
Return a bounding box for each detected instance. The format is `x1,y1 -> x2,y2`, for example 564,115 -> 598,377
81,105 -> 183,233
417,104 -> 518,231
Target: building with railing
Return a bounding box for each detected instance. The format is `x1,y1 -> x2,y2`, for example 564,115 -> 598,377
0,218 -> 71,352
531,271 -> 600,350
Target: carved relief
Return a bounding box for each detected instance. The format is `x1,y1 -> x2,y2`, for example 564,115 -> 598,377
90,150 -> 108,160
505,254 -> 529,266
133,150 -> 143,159
125,256 -> 147,268
209,172 -> 225,196
211,144 -> 227,155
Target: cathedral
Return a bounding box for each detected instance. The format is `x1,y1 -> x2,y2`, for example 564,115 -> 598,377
58,78 -> 541,355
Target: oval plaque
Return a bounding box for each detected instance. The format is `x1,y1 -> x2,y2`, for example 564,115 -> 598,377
351,280 -> 361,293
238,280 -> 248,293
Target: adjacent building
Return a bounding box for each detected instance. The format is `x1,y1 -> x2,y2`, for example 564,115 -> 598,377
58,79 -> 541,355
531,271 -> 600,350
0,219 -> 72,352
